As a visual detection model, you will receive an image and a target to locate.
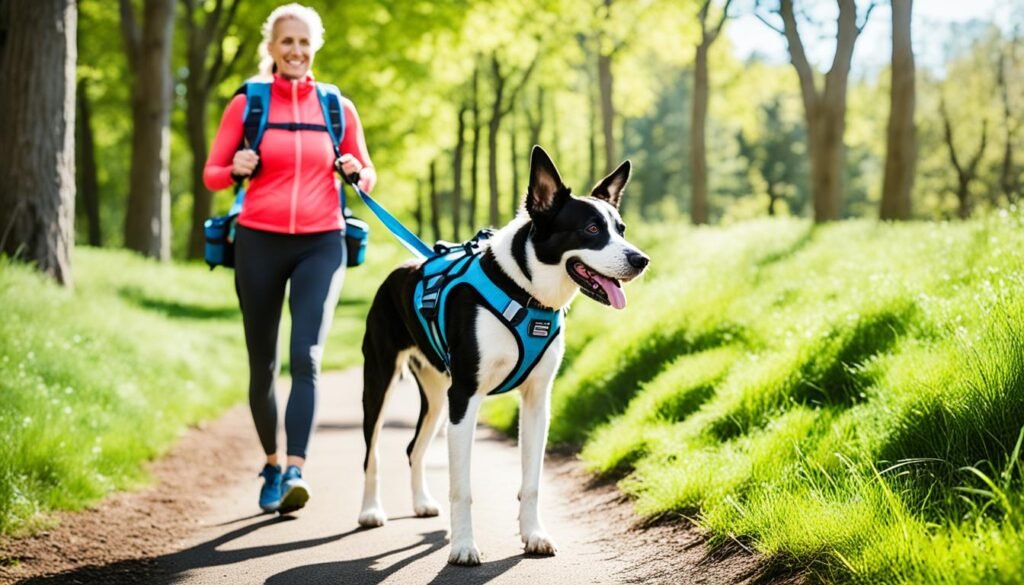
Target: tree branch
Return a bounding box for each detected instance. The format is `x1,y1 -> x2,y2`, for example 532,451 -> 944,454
778,0 -> 819,109
857,0 -> 879,34
941,98 -> 964,178
214,34 -> 253,88
207,0 -> 246,89
710,0 -> 735,42
967,119 -> 989,176
753,6 -> 785,36
203,0 -> 225,44
501,48 -> 541,118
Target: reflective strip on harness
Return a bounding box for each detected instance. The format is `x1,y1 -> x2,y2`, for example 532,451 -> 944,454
413,251 -> 562,395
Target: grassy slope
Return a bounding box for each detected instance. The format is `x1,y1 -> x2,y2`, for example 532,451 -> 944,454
0,231 -> 405,536
482,215 -> 1024,584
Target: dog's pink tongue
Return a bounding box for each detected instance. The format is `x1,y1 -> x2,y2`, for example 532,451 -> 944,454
592,274 -> 626,309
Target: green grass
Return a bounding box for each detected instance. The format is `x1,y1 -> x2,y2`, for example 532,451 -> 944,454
482,213 -> 1024,583
0,229 -> 404,536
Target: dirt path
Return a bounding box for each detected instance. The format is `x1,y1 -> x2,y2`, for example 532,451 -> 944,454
1,369 -> 778,585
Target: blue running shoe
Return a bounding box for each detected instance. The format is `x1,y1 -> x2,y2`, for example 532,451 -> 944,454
279,464 -> 311,514
258,464 -> 283,513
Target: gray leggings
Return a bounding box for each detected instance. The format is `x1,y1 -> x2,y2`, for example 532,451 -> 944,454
234,225 -> 346,459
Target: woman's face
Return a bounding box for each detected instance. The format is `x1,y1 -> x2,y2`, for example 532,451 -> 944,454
268,18 -> 314,80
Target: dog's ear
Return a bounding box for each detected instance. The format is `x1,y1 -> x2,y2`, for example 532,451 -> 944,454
526,146 -> 569,222
590,160 -> 631,209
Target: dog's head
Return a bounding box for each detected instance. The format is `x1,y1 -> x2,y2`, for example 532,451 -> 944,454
523,146 -> 649,309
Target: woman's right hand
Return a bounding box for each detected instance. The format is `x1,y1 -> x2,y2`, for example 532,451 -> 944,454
232,149 -> 260,178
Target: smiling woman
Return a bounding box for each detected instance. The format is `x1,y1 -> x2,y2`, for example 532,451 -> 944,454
258,4 -> 324,79
201,2 -> 380,518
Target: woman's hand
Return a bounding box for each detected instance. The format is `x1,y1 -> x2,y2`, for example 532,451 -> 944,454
232,149 -> 259,178
336,154 -> 377,192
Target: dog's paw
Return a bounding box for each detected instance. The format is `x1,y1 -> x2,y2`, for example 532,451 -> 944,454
523,532 -> 559,556
448,543 -> 482,566
357,508 -> 387,528
414,497 -> 441,517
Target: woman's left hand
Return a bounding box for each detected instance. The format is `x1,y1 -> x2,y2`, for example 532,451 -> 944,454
336,154 -> 376,192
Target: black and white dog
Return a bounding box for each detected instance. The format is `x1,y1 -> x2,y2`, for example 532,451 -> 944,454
358,146 -> 649,565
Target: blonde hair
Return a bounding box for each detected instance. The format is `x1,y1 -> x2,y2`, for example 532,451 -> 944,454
257,4 -> 325,77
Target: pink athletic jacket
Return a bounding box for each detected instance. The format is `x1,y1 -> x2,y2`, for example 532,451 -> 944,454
204,73 -> 374,234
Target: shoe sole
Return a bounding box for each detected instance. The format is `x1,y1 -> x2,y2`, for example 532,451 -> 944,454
278,483 -> 310,514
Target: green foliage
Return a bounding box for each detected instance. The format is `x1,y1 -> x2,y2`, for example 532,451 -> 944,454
0,233 -> 402,534
482,212 -> 1024,582
0,249 -> 244,534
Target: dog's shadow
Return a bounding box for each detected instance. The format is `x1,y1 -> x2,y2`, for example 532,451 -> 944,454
266,528 -> 525,585
16,515 -> 525,585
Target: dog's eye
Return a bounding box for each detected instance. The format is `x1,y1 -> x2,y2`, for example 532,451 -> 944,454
617,223 -> 626,235
585,224 -> 600,235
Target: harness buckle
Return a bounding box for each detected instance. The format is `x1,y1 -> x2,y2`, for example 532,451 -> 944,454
502,300 -> 526,326
418,275 -> 445,320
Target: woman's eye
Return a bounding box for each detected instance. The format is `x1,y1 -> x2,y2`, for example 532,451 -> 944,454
586,224 -> 600,235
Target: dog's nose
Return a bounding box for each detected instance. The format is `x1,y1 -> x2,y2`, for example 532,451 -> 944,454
627,251 -> 649,270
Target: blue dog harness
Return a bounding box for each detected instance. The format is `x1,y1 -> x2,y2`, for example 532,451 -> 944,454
414,240 -> 563,395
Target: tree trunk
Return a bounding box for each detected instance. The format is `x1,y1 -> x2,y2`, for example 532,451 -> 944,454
415,178 -> 424,237
880,0 -> 916,220
186,86 -> 211,258
76,77 -> 102,247
510,105 -> 520,217
183,0 -> 246,259
808,106 -> 847,222
488,54 -> 506,227
690,43 -> 710,224
0,0 -> 77,286
777,0 -> 862,223
597,48 -> 615,174
998,48 -> 1020,204
469,64 -> 481,233
588,65 -> 598,186
526,86 -> 544,149
452,104 -> 467,241
941,100 -> 988,220
767,182 -> 779,216
429,160 -> 441,243
122,0 -> 176,260
690,0 -> 731,225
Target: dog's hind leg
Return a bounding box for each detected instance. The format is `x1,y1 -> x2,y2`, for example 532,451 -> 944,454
406,353 -> 449,518
358,342 -> 404,528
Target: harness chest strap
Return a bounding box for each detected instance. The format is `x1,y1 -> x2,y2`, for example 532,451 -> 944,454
413,252 -> 562,395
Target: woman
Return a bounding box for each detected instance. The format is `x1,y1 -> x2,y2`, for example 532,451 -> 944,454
203,3 -> 376,514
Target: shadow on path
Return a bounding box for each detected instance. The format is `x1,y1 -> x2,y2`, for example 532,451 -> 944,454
265,529 -> 523,585
16,514 -> 522,585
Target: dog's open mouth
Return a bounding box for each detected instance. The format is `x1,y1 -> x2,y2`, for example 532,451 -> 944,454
566,258 -> 626,309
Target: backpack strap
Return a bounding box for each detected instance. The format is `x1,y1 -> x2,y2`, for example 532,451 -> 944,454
315,82 -> 345,158
235,82 -> 272,153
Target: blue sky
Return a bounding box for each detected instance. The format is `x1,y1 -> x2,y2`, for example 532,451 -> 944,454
725,0 -> 1013,76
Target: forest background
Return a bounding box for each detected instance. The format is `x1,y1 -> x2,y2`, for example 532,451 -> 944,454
8,0 -> 1016,274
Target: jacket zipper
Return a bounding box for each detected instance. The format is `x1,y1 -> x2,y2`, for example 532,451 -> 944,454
289,79 -> 301,234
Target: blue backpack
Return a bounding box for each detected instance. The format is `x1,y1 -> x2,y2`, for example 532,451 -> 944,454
203,81 -> 368,269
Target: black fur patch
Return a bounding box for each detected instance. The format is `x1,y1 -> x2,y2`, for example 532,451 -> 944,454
532,198 -> 612,266
511,222 -> 533,280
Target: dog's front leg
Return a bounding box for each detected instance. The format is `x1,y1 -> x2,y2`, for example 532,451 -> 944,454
447,392 -> 484,566
518,378 -> 559,556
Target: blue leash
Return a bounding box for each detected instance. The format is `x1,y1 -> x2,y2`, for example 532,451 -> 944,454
344,174 -> 433,259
